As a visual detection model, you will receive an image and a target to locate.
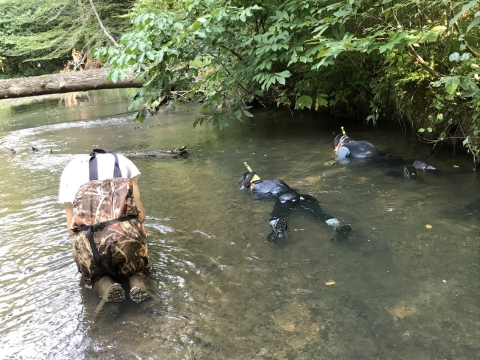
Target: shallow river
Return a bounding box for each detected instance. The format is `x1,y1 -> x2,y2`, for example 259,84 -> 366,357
0,90 -> 478,359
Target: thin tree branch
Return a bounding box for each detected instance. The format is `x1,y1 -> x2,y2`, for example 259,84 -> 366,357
449,4 -> 478,58
390,6 -> 443,79
220,45 -> 244,61
88,0 -> 119,46
407,45 -> 443,78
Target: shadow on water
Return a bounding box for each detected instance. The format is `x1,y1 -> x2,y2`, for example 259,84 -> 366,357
0,90 -> 478,359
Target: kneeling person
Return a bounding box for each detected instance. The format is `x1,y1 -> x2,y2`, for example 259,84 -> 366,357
59,149 -> 150,303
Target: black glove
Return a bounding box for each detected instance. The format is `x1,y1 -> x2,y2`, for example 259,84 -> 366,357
331,224 -> 352,242
267,218 -> 289,242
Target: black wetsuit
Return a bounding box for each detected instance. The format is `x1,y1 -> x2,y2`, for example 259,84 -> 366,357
250,180 -> 336,227
336,139 -> 436,178
339,139 -> 384,159
248,180 -> 344,241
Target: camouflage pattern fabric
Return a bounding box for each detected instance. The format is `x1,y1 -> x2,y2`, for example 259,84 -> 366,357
71,178 -> 148,285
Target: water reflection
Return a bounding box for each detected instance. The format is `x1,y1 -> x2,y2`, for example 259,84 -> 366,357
0,90 -> 478,359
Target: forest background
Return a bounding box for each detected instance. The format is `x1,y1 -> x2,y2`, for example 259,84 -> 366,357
0,0 -> 479,164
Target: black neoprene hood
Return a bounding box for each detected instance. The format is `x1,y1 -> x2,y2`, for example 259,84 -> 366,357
333,134 -> 350,148
239,172 -> 256,188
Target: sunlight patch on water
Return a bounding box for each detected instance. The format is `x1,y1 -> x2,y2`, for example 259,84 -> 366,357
192,230 -> 216,239
147,223 -> 175,234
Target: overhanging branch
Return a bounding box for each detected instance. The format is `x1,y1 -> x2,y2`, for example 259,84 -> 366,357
88,0 -> 119,46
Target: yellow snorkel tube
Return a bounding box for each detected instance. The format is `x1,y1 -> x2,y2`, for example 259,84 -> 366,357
334,127 -> 347,155
244,162 -> 261,182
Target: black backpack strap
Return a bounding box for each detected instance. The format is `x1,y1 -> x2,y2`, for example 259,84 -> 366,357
109,151 -> 122,178
89,149 -> 105,181
89,149 -> 122,180
85,226 -> 102,267
75,214 -> 137,267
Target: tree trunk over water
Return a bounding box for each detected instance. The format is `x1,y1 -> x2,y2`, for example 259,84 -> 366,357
0,69 -> 143,99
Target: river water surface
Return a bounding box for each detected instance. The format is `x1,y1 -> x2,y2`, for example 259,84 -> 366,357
0,90 -> 478,359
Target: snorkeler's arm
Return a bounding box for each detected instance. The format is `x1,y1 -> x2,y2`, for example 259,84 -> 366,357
131,176 -> 146,223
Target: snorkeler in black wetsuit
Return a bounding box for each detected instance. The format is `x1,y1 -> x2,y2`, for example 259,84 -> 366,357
333,133 -> 436,178
239,163 -> 352,242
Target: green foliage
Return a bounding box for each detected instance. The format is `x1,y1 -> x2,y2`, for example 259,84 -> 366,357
94,0 -> 479,162
129,0 -> 184,16
95,1 -> 266,122
428,1 -> 480,162
0,0 -> 476,161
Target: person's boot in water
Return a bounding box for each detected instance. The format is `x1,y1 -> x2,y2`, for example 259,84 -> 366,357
129,274 -> 151,304
93,276 -> 125,303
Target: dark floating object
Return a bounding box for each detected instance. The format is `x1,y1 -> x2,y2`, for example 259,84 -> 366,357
32,147 -> 40,152
123,146 -> 188,159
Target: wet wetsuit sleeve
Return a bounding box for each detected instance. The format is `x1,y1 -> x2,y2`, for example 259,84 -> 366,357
270,198 -> 292,220
336,146 -> 350,160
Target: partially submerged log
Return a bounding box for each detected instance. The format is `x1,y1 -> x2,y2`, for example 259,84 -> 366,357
1,145 -> 188,158
123,146 -> 188,159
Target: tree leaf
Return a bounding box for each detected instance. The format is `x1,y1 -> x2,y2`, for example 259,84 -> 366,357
276,70 -> 292,78
449,1 -> 478,27
466,16 -> 480,33
420,26 -> 446,43
449,52 -> 460,62
445,76 -> 460,95
315,94 -> 328,110
295,95 -> 313,110
241,108 -> 254,117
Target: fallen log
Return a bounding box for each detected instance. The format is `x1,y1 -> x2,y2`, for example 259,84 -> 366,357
1,145 -> 189,158
0,68 -> 143,99
123,146 -> 188,159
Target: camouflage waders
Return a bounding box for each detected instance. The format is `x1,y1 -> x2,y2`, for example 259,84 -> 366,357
71,178 -> 148,285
